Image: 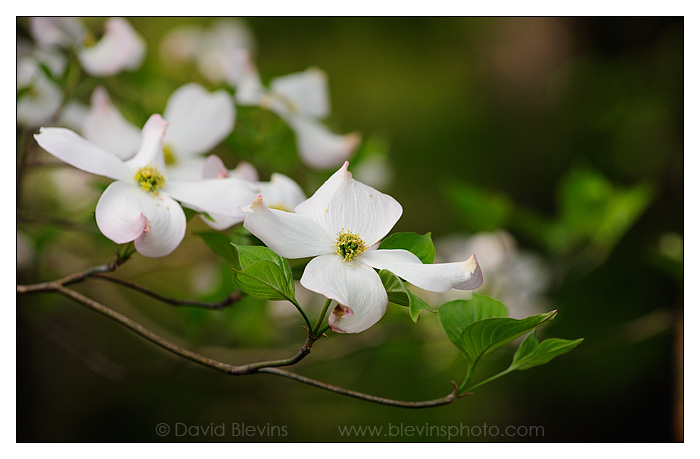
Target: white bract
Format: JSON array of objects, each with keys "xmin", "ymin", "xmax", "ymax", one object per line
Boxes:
[
  {"xmin": 30, "ymin": 17, "xmax": 145, "ymax": 77},
  {"xmin": 243, "ymin": 162, "xmax": 483, "ymax": 333},
  {"xmin": 34, "ymin": 114, "xmax": 257, "ymax": 258},
  {"xmin": 233, "ymin": 67, "xmax": 361, "ymax": 170},
  {"xmin": 199, "ymin": 155, "xmax": 306, "ymax": 230},
  {"xmin": 82, "ymin": 83, "xmax": 235, "ymax": 179}
]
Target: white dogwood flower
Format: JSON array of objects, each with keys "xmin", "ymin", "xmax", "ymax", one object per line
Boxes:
[
  {"xmin": 82, "ymin": 83, "xmax": 235, "ymax": 179},
  {"xmin": 243, "ymin": 162, "xmax": 483, "ymax": 333},
  {"xmin": 30, "ymin": 17, "xmax": 145, "ymax": 77},
  {"xmin": 34, "ymin": 114, "xmax": 256, "ymax": 257}
]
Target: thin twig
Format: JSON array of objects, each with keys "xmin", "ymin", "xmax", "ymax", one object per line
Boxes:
[
  {"xmin": 51, "ymin": 285, "xmax": 313, "ymax": 375},
  {"xmin": 90, "ymin": 273, "xmax": 240, "ymax": 309},
  {"xmin": 258, "ymin": 368, "xmax": 467, "ymax": 408},
  {"xmin": 26, "ymin": 284, "xmax": 461, "ymax": 408}
]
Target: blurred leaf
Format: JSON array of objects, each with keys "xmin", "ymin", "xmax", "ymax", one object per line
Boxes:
[
  {"xmin": 444, "ymin": 182, "xmax": 513, "ymax": 233},
  {"xmin": 195, "ymin": 231, "xmax": 237, "ymax": 263},
  {"xmin": 17, "ymin": 86, "xmax": 31, "ymax": 102},
  {"xmin": 379, "ymin": 232, "xmax": 435, "ymax": 264},
  {"xmin": 509, "ymin": 334, "xmax": 584, "ymax": 371},
  {"xmin": 438, "ymin": 295, "xmax": 509, "ymax": 350}
]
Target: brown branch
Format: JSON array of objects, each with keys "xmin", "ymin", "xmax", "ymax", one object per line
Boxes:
[
  {"xmin": 24, "ymin": 284, "xmax": 462, "ymax": 409},
  {"xmin": 258, "ymin": 368, "xmax": 467, "ymax": 408},
  {"xmin": 16, "ymin": 255, "xmax": 239, "ymax": 310},
  {"xmin": 90, "ymin": 273, "xmax": 240, "ymax": 309}
]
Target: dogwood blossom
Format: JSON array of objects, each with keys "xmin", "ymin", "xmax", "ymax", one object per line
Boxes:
[
  {"xmin": 82, "ymin": 83, "xmax": 235, "ymax": 179},
  {"xmin": 160, "ymin": 18, "xmax": 255, "ymax": 85},
  {"xmin": 34, "ymin": 114, "xmax": 257, "ymax": 257},
  {"xmin": 234, "ymin": 67, "xmax": 361, "ymax": 169},
  {"xmin": 199, "ymin": 155, "xmax": 306, "ymax": 230},
  {"xmin": 243, "ymin": 162, "xmax": 483, "ymax": 333},
  {"xmin": 29, "ymin": 17, "xmax": 145, "ymax": 77}
]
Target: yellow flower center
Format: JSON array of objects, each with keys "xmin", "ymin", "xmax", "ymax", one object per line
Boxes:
[
  {"xmin": 163, "ymin": 144, "xmax": 177, "ymax": 166},
  {"xmin": 83, "ymin": 32, "xmax": 97, "ymax": 48},
  {"xmin": 134, "ymin": 164, "xmax": 165, "ymax": 195},
  {"xmin": 335, "ymin": 229, "xmax": 367, "ymax": 262}
]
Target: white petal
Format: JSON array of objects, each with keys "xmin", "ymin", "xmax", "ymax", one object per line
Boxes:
[
  {"xmin": 300, "ymin": 255, "xmax": 388, "ymax": 334},
  {"xmin": 77, "ymin": 17, "xmax": 145, "ymax": 76},
  {"xmin": 255, "ymin": 173, "xmax": 306, "ymax": 212},
  {"xmin": 29, "ymin": 17, "xmax": 85, "ymax": 48},
  {"xmin": 294, "ymin": 161, "xmax": 403, "ymax": 246},
  {"xmin": 82, "ymin": 87, "xmax": 141, "ymax": 160},
  {"xmin": 287, "ymin": 117, "xmax": 361, "ymax": 169},
  {"xmin": 269, "ymin": 68, "xmax": 330, "ymax": 119},
  {"xmin": 231, "ymin": 56, "xmax": 267, "ymax": 105},
  {"xmin": 201, "ymin": 154, "xmax": 230, "ymax": 179},
  {"xmin": 229, "ymin": 161, "xmax": 259, "ymax": 182},
  {"xmin": 166, "ymin": 177, "xmax": 258, "ymax": 220},
  {"xmin": 95, "ymin": 181, "xmax": 186, "ymax": 257},
  {"xmin": 56, "ymin": 100, "xmax": 89, "ymax": 131},
  {"xmin": 95, "ymin": 181, "xmax": 148, "ymax": 244},
  {"xmin": 361, "ymin": 249, "xmax": 484, "ymax": 293},
  {"xmin": 124, "ymin": 114, "xmax": 168, "ymax": 172},
  {"xmin": 33, "ymin": 127, "xmax": 131, "ymax": 181},
  {"xmin": 165, "ymin": 157, "xmax": 209, "ymax": 181},
  {"xmin": 200, "ymin": 212, "xmax": 243, "ymax": 231},
  {"xmin": 243, "ymin": 196, "xmax": 335, "ymax": 259},
  {"xmin": 163, "ymin": 83, "xmax": 235, "ymax": 158}
]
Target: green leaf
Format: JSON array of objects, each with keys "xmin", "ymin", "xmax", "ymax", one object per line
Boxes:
[
  {"xmin": 233, "ymin": 260, "xmax": 296, "ymax": 302},
  {"xmin": 510, "ymin": 334, "xmax": 584, "ymax": 371},
  {"xmin": 409, "ymin": 290, "xmax": 436, "ymax": 322},
  {"xmin": 464, "ymin": 332, "xmax": 583, "ymax": 392},
  {"xmin": 379, "ymin": 270, "xmax": 437, "ymax": 322},
  {"xmin": 196, "ymin": 231, "xmax": 237, "ymax": 263},
  {"xmin": 456, "ymin": 311, "xmax": 558, "ymax": 391},
  {"xmin": 379, "ymin": 269, "xmax": 410, "ymax": 307},
  {"xmin": 379, "ymin": 232, "xmax": 435, "ymax": 264},
  {"xmin": 230, "ymin": 244, "xmax": 296, "ymax": 303},
  {"xmin": 438, "ymin": 295, "xmax": 509, "ymax": 349}
]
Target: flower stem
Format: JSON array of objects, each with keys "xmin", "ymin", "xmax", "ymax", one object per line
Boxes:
[{"xmin": 312, "ymin": 298, "xmax": 333, "ymax": 337}]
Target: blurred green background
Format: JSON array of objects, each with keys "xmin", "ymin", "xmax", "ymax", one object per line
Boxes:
[{"xmin": 17, "ymin": 17, "xmax": 683, "ymax": 442}]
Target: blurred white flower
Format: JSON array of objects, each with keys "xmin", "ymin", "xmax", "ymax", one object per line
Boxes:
[
  {"xmin": 34, "ymin": 114, "xmax": 256, "ymax": 257},
  {"xmin": 29, "ymin": 17, "xmax": 145, "ymax": 77},
  {"xmin": 160, "ymin": 18, "xmax": 255, "ymax": 84},
  {"xmin": 428, "ymin": 231, "xmax": 551, "ymax": 318},
  {"xmin": 82, "ymin": 83, "xmax": 235, "ymax": 179},
  {"xmin": 235, "ymin": 67, "xmax": 361, "ymax": 170},
  {"xmin": 199, "ymin": 155, "xmax": 306, "ymax": 230},
  {"xmin": 243, "ymin": 161, "xmax": 482, "ymax": 333},
  {"xmin": 17, "ymin": 51, "xmax": 64, "ymax": 127}
]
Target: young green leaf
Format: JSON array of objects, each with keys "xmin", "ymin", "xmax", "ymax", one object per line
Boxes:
[
  {"xmin": 379, "ymin": 269, "xmax": 410, "ymax": 307},
  {"xmin": 378, "ymin": 232, "xmax": 435, "ymax": 264},
  {"xmin": 233, "ymin": 260, "xmax": 296, "ymax": 302},
  {"xmin": 408, "ymin": 290, "xmax": 436, "ymax": 322},
  {"xmin": 460, "ymin": 311, "xmax": 558, "ymax": 362},
  {"xmin": 464, "ymin": 332, "xmax": 584, "ymax": 392},
  {"xmin": 510, "ymin": 333, "xmax": 584, "ymax": 371},
  {"xmin": 230, "ymin": 243, "xmax": 297, "ymax": 303},
  {"xmin": 438, "ymin": 295, "xmax": 509, "ymax": 349}
]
